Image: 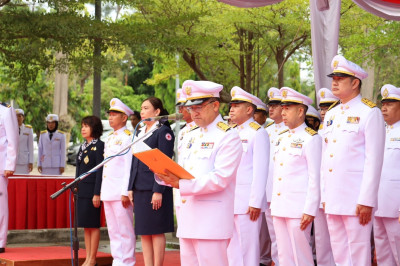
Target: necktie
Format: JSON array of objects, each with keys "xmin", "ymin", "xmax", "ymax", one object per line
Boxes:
[{"xmin": 50, "ymin": 133, "xmax": 53, "ymax": 140}]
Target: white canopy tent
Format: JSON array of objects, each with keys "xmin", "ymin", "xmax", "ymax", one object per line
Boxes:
[{"xmin": 218, "ymin": 0, "xmax": 400, "ymax": 101}]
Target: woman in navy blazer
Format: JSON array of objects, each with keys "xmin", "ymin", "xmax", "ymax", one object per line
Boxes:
[
  {"xmin": 128, "ymin": 97, "xmax": 175, "ymax": 266},
  {"xmin": 76, "ymin": 116, "xmax": 104, "ymax": 266}
]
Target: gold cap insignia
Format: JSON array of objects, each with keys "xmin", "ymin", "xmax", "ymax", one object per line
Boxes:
[
  {"xmin": 333, "ymin": 60, "xmax": 339, "ymax": 69},
  {"xmin": 282, "ymin": 90, "xmax": 288, "ymax": 98},
  {"xmin": 320, "ymin": 91, "xmax": 325, "ymax": 98},
  {"xmin": 111, "ymin": 100, "xmax": 116, "ymax": 106},
  {"xmin": 49, "ymin": 117, "xmax": 53, "ymax": 121},
  {"xmin": 177, "ymin": 92, "xmax": 180, "ymax": 99},
  {"xmin": 185, "ymin": 86, "xmax": 192, "ymax": 96},
  {"xmin": 269, "ymin": 91, "xmax": 274, "ymax": 98},
  {"xmin": 232, "ymin": 90, "xmax": 236, "ymax": 97},
  {"xmin": 383, "ymin": 88, "xmax": 389, "ymax": 98}
]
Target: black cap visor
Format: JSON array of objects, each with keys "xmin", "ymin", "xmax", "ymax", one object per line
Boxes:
[{"xmin": 184, "ymin": 98, "xmax": 212, "ymax": 107}]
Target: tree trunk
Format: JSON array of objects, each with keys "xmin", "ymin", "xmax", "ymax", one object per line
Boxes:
[
  {"xmin": 93, "ymin": 0, "xmax": 102, "ymax": 117},
  {"xmin": 239, "ymin": 29, "xmax": 245, "ymax": 89},
  {"xmin": 182, "ymin": 51, "xmax": 207, "ymax": 80},
  {"xmin": 276, "ymin": 49, "xmax": 285, "ymax": 88},
  {"xmin": 245, "ymin": 31, "xmax": 254, "ymax": 92}
]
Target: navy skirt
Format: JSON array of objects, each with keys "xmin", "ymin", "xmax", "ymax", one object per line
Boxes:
[
  {"xmin": 133, "ymin": 188, "xmax": 174, "ymax": 235},
  {"xmin": 77, "ymin": 197, "xmax": 101, "ymax": 228}
]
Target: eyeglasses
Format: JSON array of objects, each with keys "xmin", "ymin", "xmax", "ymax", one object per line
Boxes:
[{"xmin": 187, "ymin": 101, "xmax": 216, "ymax": 113}]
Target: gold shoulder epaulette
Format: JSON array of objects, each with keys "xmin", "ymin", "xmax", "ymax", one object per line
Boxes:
[
  {"xmin": 318, "ymin": 124, "xmax": 323, "ymax": 130},
  {"xmin": 231, "ymin": 124, "xmax": 238, "ymax": 128},
  {"xmin": 58, "ymin": 130, "xmax": 65, "ymax": 134},
  {"xmin": 124, "ymin": 129, "xmax": 132, "ymax": 136},
  {"xmin": 362, "ymin": 98, "xmax": 377, "ymax": 108},
  {"xmin": 265, "ymin": 121, "xmax": 274, "ymax": 128},
  {"xmin": 279, "ymin": 129, "xmax": 289, "ymax": 135},
  {"xmin": 190, "ymin": 125, "xmax": 199, "ymax": 132},
  {"xmin": 40, "ymin": 130, "xmax": 47, "ymax": 134},
  {"xmin": 328, "ymin": 100, "xmax": 340, "ymax": 111},
  {"xmin": 109, "ymin": 131, "xmax": 114, "ymax": 136},
  {"xmin": 249, "ymin": 122, "xmax": 261, "ymax": 131},
  {"xmin": 305, "ymin": 127, "xmax": 317, "ymax": 136},
  {"xmin": 0, "ymin": 102, "xmax": 10, "ymax": 108},
  {"xmin": 25, "ymin": 125, "xmax": 32, "ymax": 128},
  {"xmin": 217, "ymin": 121, "xmax": 230, "ymax": 132}
]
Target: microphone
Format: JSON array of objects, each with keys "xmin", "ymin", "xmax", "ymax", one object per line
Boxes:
[{"xmin": 143, "ymin": 113, "xmax": 183, "ymax": 122}]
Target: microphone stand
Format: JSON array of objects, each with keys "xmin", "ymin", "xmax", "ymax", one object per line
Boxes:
[{"xmin": 50, "ymin": 122, "xmax": 162, "ymax": 266}]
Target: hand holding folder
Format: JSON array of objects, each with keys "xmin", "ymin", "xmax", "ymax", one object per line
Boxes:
[{"xmin": 133, "ymin": 148, "xmax": 194, "ymax": 180}]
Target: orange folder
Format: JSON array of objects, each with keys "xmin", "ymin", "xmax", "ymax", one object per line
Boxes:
[{"xmin": 133, "ymin": 148, "xmax": 194, "ymax": 180}]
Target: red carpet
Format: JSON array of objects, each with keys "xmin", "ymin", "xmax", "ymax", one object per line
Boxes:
[{"xmin": 0, "ymin": 246, "xmax": 180, "ymax": 266}]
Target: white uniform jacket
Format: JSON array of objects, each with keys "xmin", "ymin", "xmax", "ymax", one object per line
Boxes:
[
  {"xmin": 233, "ymin": 118, "xmax": 269, "ymax": 214},
  {"xmin": 265, "ymin": 121, "xmax": 287, "ymax": 203},
  {"xmin": 17, "ymin": 124, "xmax": 34, "ymax": 165},
  {"xmin": 321, "ymin": 95, "xmax": 385, "ymax": 215},
  {"xmin": 0, "ymin": 104, "xmax": 18, "ymax": 174},
  {"xmin": 178, "ymin": 115, "xmax": 242, "ymax": 240},
  {"xmin": 271, "ymin": 123, "xmax": 321, "ymax": 218},
  {"xmin": 101, "ymin": 126, "xmax": 133, "ymax": 201},
  {"xmin": 38, "ymin": 130, "xmax": 66, "ymax": 168},
  {"xmin": 375, "ymin": 121, "xmax": 400, "ymax": 218}
]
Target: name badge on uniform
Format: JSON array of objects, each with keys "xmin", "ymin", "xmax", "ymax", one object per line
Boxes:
[
  {"xmin": 293, "ymin": 138, "xmax": 303, "ymax": 144},
  {"xmin": 201, "ymin": 142, "xmax": 214, "ymax": 149},
  {"xmin": 54, "ymin": 138, "xmax": 60, "ymax": 141},
  {"xmin": 241, "ymin": 139, "xmax": 248, "ymax": 143},
  {"xmin": 347, "ymin": 116, "xmax": 360, "ymax": 124},
  {"xmin": 290, "ymin": 143, "xmax": 302, "ymax": 149},
  {"xmin": 390, "ymin": 137, "xmax": 400, "ymax": 142},
  {"xmin": 23, "ymin": 133, "xmax": 29, "ymax": 135}
]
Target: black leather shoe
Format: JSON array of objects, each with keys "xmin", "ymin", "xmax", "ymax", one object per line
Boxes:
[{"xmin": 0, "ymin": 247, "xmax": 5, "ymax": 253}]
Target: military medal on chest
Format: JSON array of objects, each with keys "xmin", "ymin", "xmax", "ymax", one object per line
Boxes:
[{"xmin": 84, "ymin": 155, "xmax": 89, "ymax": 164}]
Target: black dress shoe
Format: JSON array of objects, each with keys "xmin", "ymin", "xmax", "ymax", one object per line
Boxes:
[{"xmin": 0, "ymin": 247, "xmax": 5, "ymax": 253}]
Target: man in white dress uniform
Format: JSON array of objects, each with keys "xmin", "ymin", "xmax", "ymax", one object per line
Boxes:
[
  {"xmin": 264, "ymin": 87, "xmax": 287, "ymax": 266},
  {"xmin": 374, "ymin": 84, "xmax": 400, "ymax": 265},
  {"xmin": 101, "ymin": 98, "xmax": 136, "ymax": 266},
  {"xmin": 270, "ymin": 87, "xmax": 321, "ymax": 266},
  {"xmin": 0, "ymin": 102, "xmax": 18, "ymax": 253},
  {"xmin": 313, "ymin": 88, "xmax": 338, "ymax": 266},
  {"xmin": 157, "ymin": 80, "xmax": 242, "ymax": 266},
  {"xmin": 321, "ymin": 55, "xmax": 385, "ymax": 265},
  {"xmin": 15, "ymin": 109, "xmax": 34, "ymax": 174},
  {"xmin": 38, "ymin": 114, "xmax": 66, "ymax": 175},
  {"xmin": 227, "ymin": 86, "xmax": 269, "ymax": 266}
]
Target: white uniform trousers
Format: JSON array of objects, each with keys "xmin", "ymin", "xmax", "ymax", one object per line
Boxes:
[
  {"xmin": 103, "ymin": 201, "xmax": 136, "ymax": 266},
  {"xmin": 314, "ymin": 209, "xmax": 335, "ymax": 266},
  {"xmin": 273, "ymin": 216, "xmax": 313, "ymax": 266},
  {"xmin": 0, "ymin": 175, "xmax": 8, "ymax": 247},
  {"xmin": 180, "ymin": 238, "xmax": 229, "ymax": 266},
  {"xmin": 228, "ymin": 214, "xmax": 262, "ymax": 266},
  {"xmin": 259, "ymin": 212, "xmax": 272, "ymax": 265},
  {"xmin": 374, "ymin": 216, "xmax": 400, "ymax": 266},
  {"xmin": 15, "ymin": 164, "xmax": 29, "ymax": 175},
  {"xmin": 326, "ymin": 214, "xmax": 372, "ymax": 266},
  {"xmin": 41, "ymin": 167, "xmax": 60, "ymax": 175},
  {"xmin": 265, "ymin": 204, "xmax": 279, "ymax": 265}
]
